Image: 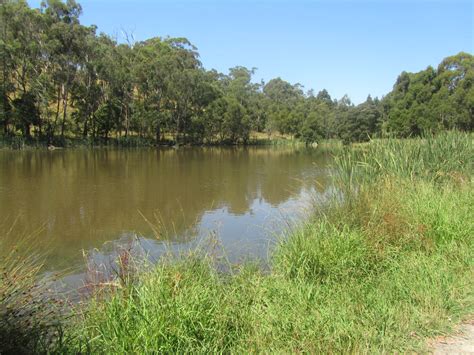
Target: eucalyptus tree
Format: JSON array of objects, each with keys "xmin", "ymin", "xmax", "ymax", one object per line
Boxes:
[
  {"xmin": 1, "ymin": 0, "xmax": 472, "ymax": 145},
  {"xmin": 338, "ymin": 95, "xmax": 381, "ymax": 143},
  {"xmin": 70, "ymin": 31, "xmax": 102, "ymax": 138},
  {"xmin": 0, "ymin": 0, "xmax": 19, "ymax": 134},
  {"xmin": 263, "ymin": 77, "xmax": 305, "ymax": 135},
  {"xmin": 163, "ymin": 38, "xmax": 214, "ymax": 143},
  {"xmin": 135, "ymin": 38, "xmax": 174, "ymax": 140},
  {"xmin": 40, "ymin": 0, "xmax": 92, "ymax": 139},
  {"xmin": 432, "ymin": 52, "xmax": 474, "ymax": 131},
  {"xmin": 0, "ymin": 1, "xmax": 44, "ymax": 136},
  {"xmin": 300, "ymin": 91, "xmax": 332, "ymax": 144}
]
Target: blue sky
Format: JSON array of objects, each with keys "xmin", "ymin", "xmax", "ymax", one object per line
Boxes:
[{"xmin": 28, "ymin": 0, "xmax": 473, "ymax": 103}]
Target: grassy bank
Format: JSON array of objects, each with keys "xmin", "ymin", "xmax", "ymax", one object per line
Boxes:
[
  {"xmin": 59, "ymin": 131, "xmax": 472, "ymax": 353},
  {"xmin": 1, "ymin": 132, "xmax": 472, "ymax": 353}
]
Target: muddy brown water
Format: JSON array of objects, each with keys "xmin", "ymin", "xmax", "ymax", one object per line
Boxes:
[{"xmin": 0, "ymin": 146, "xmax": 333, "ymax": 287}]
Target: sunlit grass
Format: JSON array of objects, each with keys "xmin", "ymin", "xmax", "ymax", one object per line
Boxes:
[{"xmin": 61, "ymin": 131, "xmax": 473, "ymax": 353}]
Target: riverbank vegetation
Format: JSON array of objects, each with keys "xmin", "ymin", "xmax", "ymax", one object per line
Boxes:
[
  {"xmin": 65, "ymin": 132, "xmax": 472, "ymax": 353},
  {"xmin": 0, "ymin": 228, "xmax": 66, "ymax": 353},
  {"xmin": 1, "ymin": 1, "xmax": 473, "ymax": 148},
  {"xmin": 2, "ymin": 132, "xmax": 470, "ymax": 353}
]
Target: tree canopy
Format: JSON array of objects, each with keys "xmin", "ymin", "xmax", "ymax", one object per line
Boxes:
[{"xmin": 0, "ymin": 0, "xmax": 472, "ymax": 146}]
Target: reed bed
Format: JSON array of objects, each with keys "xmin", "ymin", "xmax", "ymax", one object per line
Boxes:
[{"xmin": 334, "ymin": 131, "xmax": 472, "ymax": 188}]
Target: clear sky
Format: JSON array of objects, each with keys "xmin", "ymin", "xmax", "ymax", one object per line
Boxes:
[{"xmin": 28, "ymin": 0, "xmax": 473, "ymax": 103}]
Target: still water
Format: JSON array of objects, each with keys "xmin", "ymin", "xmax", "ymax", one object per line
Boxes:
[{"xmin": 0, "ymin": 146, "xmax": 333, "ymax": 281}]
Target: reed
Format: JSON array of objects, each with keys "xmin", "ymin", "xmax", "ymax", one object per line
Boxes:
[
  {"xmin": 334, "ymin": 131, "xmax": 472, "ymax": 188},
  {"xmin": 0, "ymin": 228, "xmax": 67, "ymax": 353}
]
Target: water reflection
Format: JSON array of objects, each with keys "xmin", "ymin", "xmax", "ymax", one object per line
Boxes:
[{"xmin": 0, "ymin": 146, "xmax": 333, "ymax": 274}]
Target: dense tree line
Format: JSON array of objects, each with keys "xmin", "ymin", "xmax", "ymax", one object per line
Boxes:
[{"xmin": 1, "ymin": 0, "xmax": 472, "ymax": 146}]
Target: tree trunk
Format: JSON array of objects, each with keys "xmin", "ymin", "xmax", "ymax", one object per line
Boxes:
[
  {"xmin": 54, "ymin": 85, "xmax": 61, "ymax": 128},
  {"xmin": 176, "ymin": 113, "xmax": 181, "ymax": 144},
  {"xmin": 91, "ymin": 113, "xmax": 96, "ymax": 140},
  {"xmin": 60, "ymin": 87, "xmax": 68, "ymax": 138},
  {"xmin": 124, "ymin": 104, "xmax": 129, "ymax": 137},
  {"xmin": 83, "ymin": 112, "xmax": 90, "ymax": 138},
  {"xmin": 2, "ymin": 93, "xmax": 8, "ymax": 135},
  {"xmin": 156, "ymin": 124, "xmax": 160, "ymax": 144},
  {"xmin": 23, "ymin": 123, "xmax": 31, "ymax": 139},
  {"xmin": 38, "ymin": 117, "xmax": 42, "ymax": 136},
  {"xmin": 2, "ymin": 13, "xmax": 8, "ymax": 135}
]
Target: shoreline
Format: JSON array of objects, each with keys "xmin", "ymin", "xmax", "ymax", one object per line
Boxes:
[
  {"xmin": 1, "ymin": 132, "xmax": 472, "ymax": 353},
  {"xmin": 0, "ymin": 135, "xmax": 306, "ymax": 151}
]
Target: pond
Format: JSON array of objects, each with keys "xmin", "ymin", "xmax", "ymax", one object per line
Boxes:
[{"xmin": 0, "ymin": 146, "xmax": 333, "ymax": 287}]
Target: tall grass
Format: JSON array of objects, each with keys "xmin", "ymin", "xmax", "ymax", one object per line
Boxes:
[
  {"xmin": 334, "ymin": 131, "xmax": 472, "ymax": 190},
  {"xmin": 0, "ymin": 227, "xmax": 67, "ymax": 354},
  {"xmin": 68, "ymin": 180, "xmax": 473, "ymax": 353},
  {"xmin": 60, "ymin": 131, "xmax": 473, "ymax": 353}
]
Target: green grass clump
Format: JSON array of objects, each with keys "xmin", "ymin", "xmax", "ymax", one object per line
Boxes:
[
  {"xmin": 66, "ymin": 257, "xmax": 253, "ymax": 353},
  {"xmin": 0, "ymin": 230, "xmax": 67, "ymax": 354},
  {"xmin": 271, "ymin": 180, "xmax": 473, "ymax": 352},
  {"xmin": 64, "ymin": 132, "xmax": 473, "ymax": 353}
]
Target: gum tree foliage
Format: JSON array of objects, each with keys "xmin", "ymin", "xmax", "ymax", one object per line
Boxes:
[{"xmin": 0, "ymin": 0, "xmax": 472, "ymax": 145}]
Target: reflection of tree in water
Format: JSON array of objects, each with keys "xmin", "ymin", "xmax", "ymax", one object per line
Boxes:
[{"xmin": 0, "ymin": 147, "xmax": 332, "ymax": 270}]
